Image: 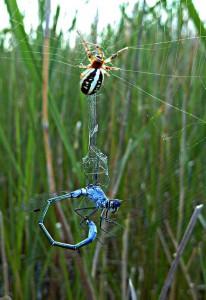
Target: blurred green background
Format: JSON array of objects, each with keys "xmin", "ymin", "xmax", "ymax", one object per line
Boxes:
[{"xmin": 1, "ymin": 0, "xmax": 206, "ymax": 299}]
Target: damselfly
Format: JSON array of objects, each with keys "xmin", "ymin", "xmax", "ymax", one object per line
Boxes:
[{"xmin": 23, "ymin": 184, "xmax": 123, "ymax": 250}]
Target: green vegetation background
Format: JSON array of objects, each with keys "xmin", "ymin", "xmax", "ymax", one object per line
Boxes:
[{"xmin": 0, "ymin": 0, "xmax": 206, "ymax": 299}]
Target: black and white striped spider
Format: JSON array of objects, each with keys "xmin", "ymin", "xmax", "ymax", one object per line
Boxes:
[{"xmin": 77, "ymin": 31, "xmax": 128, "ymax": 95}]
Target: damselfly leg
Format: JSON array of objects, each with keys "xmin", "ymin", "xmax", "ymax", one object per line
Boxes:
[
  {"xmin": 100, "ymin": 208, "xmax": 124, "ymax": 237},
  {"xmin": 75, "ymin": 206, "xmax": 98, "ymax": 230},
  {"xmin": 75, "ymin": 203, "xmax": 123, "ymax": 237}
]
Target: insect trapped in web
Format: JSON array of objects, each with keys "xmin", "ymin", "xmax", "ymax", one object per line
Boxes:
[{"xmin": 23, "ymin": 185, "xmax": 124, "ymax": 250}]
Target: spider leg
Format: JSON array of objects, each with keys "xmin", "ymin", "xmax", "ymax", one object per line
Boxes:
[
  {"xmin": 79, "ymin": 64, "xmax": 89, "ymax": 69},
  {"xmin": 77, "ymin": 31, "xmax": 92, "ymax": 62},
  {"xmin": 101, "ymin": 69, "xmax": 110, "ymax": 77},
  {"xmin": 104, "ymin": 47, "xmax": 128, "ymax": 64},
  {"xmin": 87, "ymin": 42, "xmax": 104, "ymax": 61},
  {"xmin": 79, "ymin": 68, "xmax": 93, "ymax": 79},
  {"xmin": 103, "ymin": 65, "xmax": 121, "ymax": 71}
]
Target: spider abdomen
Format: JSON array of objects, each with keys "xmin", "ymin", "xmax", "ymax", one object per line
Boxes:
[{"xmin": 80, "ymin": 68, "xmax": 104, "ymax": 95}]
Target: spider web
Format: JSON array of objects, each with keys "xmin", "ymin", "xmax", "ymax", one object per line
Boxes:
[
  {"xmin": 1, "ymin": 1, "xmax": 205, "ymax": 224},
  {"xmin": 1, "ymin": 0, "xmax": 206, "ymax": 297},
  {"xmin": 1, "ymin": 2, "xmax": 205, "ymax": 229}
]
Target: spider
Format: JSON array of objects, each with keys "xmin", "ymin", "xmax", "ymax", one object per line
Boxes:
[{"xmin": 77, "ymin": 31, "xmax": 128, "ymax": 95}]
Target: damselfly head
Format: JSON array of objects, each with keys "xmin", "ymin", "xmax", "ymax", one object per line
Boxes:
[{"xmin": 109, "ymin": 199, "xmax": 123, "ymax": 213}]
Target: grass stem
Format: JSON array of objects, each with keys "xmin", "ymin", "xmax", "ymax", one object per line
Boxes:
[{"xmin": 159, "ymin": 204, "xmax": 203, "ymax": 300}]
